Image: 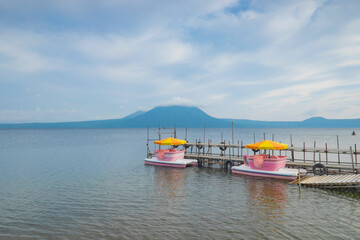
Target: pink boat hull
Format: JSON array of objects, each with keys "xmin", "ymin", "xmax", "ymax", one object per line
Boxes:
[
  {"xmin": 232, "ymin": 167, "xmax": 305, "ymax": 180},
  {"xmin": 144, "ymin": 160, "xmax": 187, "ymax": 168},
  {"xmin": 144, "ymin": 149, "xmax": 197, "ymax": 168}
]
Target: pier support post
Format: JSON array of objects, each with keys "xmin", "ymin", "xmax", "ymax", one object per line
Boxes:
[
  {"xmin": 232, "ymin": 122, "xmax": 234, "ymax": 156},
  {"xmin": 313, "ymin": 141, "xmax": 316, "ymax": 163},
  {"xmin": 237, "ymin": 140, "xmax": 240, "ymax": 157},
  {"xmin": 229, "ymin": 142, "xmax": 231, "ymax": 161},
  {"xmin": 350, "ymin": 146, "xmax": 355, "ymax": 173},
  {"xmin": 203, "ymin": 123, "xmax": 206, "ymax": 155},
  {"xmin": 337, "ymin": 135, "xmax": 340, "ymax": 164},
  {"xmin": 146, "ymin": 126, "xmax": 150, "ymax": 158},
  {"xmin": 272, "ymin": 133, "xmax": 275, "ymax": 156},
  {"xmin": 325, "ymin": 143, "xmax": 328, "ymax": 164},
  {"xmin": 355, "ymin": 144, "xmax": 358, "ymax": 166},
  {"xmin": 241, "ymin": 140, "xmax": 243, "ymax": 157},
  {"xmin": 303, "ymin": 142, "xmax": 306, "ymax": 163}
]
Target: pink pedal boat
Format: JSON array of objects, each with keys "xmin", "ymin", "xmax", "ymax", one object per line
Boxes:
[
  {"xmin": 232, "ymin": 154, "xmax": 306, "ymax": 180},
  {"xmin": 231, "ymin": 140, "xmax": 306, "ymax": 180},
  {"xmin": 144, "ymin": 137, "xmax": 197, "ymax": 168}
]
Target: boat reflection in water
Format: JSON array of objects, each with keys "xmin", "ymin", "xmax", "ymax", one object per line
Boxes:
[
  {"xmin": 244, "ymin": 177, "xmax": 288, "ymax": 222},
  {"xmin": 153, "ymin": 167, "xmax": 187, "ymax": 199}
]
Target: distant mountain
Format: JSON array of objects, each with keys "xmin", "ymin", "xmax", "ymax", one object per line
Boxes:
[
  {"xmin": 122, "ymin": 110, "xmax": 145, "ymax": 119},
  {"xmin": 224, "ymin": 118, "xmax": 298, "ymax": 128},
  {"xmin": 123, "ymin": 106, "xmax": 226, "ymax": 128},
  {"xmin": 0, "ymin": 106, "xmax": 359, "ymax": 128},
  {"xmin": 297, "ymin": 117, "xmax": 360, "ymax": 128}
]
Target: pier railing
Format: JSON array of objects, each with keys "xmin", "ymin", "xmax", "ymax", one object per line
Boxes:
[{"xmin": 184, "ymin": 141, "xmax": 359, "ymax": 173}]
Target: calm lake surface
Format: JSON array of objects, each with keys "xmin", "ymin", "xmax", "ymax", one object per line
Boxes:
[{"xmin": 0, "ymin": 128, "xmax": 359, "ymax": 239}]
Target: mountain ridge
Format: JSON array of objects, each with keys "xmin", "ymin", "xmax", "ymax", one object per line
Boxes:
[{"xmin": 0, "ymin": 106, "xmax": 359, "ymax": 128}]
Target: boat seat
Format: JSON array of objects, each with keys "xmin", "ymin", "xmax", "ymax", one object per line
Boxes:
[
  {"xmin": 253, "ymin": 155, "xmax": 264, "ymax": 168},
  {"xmin": 157, "ymin": 149, "xmax": 169, "ymax": 159}
]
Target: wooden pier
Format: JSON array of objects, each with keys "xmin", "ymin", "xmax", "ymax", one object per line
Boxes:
[
  {"xmin": 147, "ymin": 126, "xmax": 360, "ymax": 174},
  {"xmin": 146, "ymin": 126, "xmax": 360, "ymax": 191},
  {"xmin": 291, "ymin": 174, "xmax": 360, "ymax": 189}
]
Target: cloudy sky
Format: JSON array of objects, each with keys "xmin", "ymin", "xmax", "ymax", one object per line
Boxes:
[{"xmin": 0, "ymin": 0, "xmax": 359, "ymax": 123}]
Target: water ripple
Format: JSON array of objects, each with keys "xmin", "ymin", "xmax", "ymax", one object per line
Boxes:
[{"xmin": 1, "ymin": 129, "xmax": 360, "ymax": 239}]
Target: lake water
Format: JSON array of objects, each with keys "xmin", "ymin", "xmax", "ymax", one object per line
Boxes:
[{"xmin": 0, "ymin": 128, "xmax": 359, "ymax": 239}]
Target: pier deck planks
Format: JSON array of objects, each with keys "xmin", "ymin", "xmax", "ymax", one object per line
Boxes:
[{"xmin": 298, "ymin": 174, "xmax": 360, "ymax": 188}]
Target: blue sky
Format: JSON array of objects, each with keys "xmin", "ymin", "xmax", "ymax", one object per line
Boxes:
[{"xmin": 0, "ymin": 0, "xmax": 360, "ymax": 123}]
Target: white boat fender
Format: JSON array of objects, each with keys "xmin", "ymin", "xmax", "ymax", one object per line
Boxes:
[{"xmin": 313, "ymin": 163, "xmax": 327, "ymax": 176}]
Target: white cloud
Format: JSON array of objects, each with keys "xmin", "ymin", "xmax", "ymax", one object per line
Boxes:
[
  {"xmin": 1, "ymin": 0, "xmax": 360, "ymax": 122},
  {"xmin": 156, "ymin": 40, "xmax": 194, "ymax": 64},
  {"xmin": 266, "ymin": 0, "xmax": 324, "ymax": 41},
  {"xmin": 264, "ymin": 80, "xmax": 343, "ymax": 100},
  {"xmin": 237, "ymin": 10, "xmax": 261, "ymax": 21},
  {"xmin": 0, "ymin": 30, "xmax": 58, "ymax": 72},
  {"xmin": 209, "ymin": 94, "xmax": 227, "ymax": 101},
  {"xmin": 76, "ymin": 35, "xmax": 135, "ymax": 60},
  {"xmin": 94, "ymin": 65, "xmax": 148, "ymax": 82},
  {"xmin": 75, "ymin": 31, "xmax": 195, "ymax": 66},
  {"xmin": 164, "ymin": 97, "xmax": 196, "ymax": 106}
]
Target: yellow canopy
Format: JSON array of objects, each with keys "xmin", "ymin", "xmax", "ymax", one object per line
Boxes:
[
  {"xmin": 154, "ymin": 137, "xmax": 187, "ymax": 146},
  {"xmin": 246, "ymin": 140, "xmax": 288, "ymax": 150}
]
